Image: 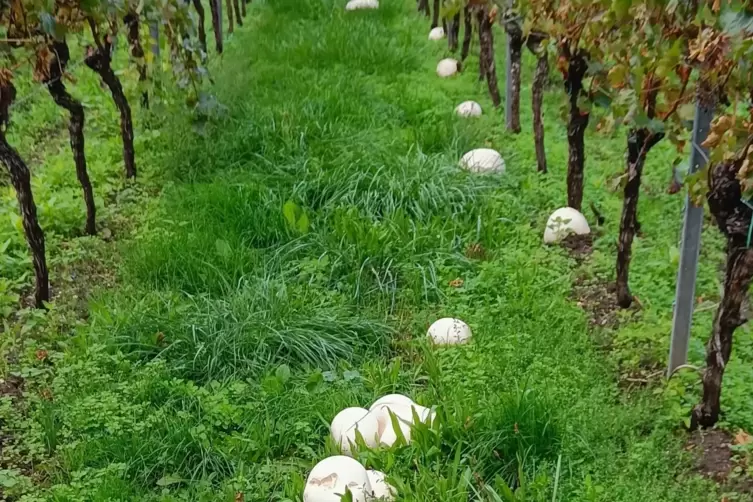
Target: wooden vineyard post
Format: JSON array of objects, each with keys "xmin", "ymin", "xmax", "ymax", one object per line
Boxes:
[
  {"xmin": 150, "ymin": 23, "xmax": 160, "ymax": 60},
  {"xmin": 668, "ymin": 97, "xmax": 714, "ymax": 376}
]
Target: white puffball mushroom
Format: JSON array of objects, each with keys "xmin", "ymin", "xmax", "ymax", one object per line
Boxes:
[
  {"xmin": 304, "ymin": 456, "xmax": 372, "ymax": 502},
  {"xmin": 345, "ymin": 0, "xmax": 379, "ymax": 10},
  {"xmin": 369, "ymin": 394, "xmax": 415, "ymax": 411},
  {"xmin": 436, "ymin": 58, "xmax": 459, "ymax": 78},
  {"xmin": 330, "ymin": 407, "xmax": 380, "ymax": 455},
  {"xmin": 428, "ymin": 317, "xmax": 472, "ymax": 345},
  {"xmin": 459, "ymin": 148, "xmax": 505, "ymax": 174},
  {"xmin": 428, "ymin": 27, "xmax": 445, "ymax": 40},
  {"xmin": 366, "ymin": 470, "xmax": 397, "ymax": 501},
  {"xmin": 543, "ymin": 207, "xmax": 591, "ymax": 244},
  {"xmin": 373, "ymin": 403, "xmax": 433, "ymax": 446},
  {"xmin": 455, "ymin": 101, "xmax": 483, "ymax": 117}
]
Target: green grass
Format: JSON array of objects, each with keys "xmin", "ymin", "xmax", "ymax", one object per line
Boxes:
[{"xmin": 2, "ymin": 0, "xmax": 753, "ymax": 501}]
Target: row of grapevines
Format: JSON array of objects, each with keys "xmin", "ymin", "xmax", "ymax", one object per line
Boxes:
[
  {"xmin": 425, "ymin": 0, "xmax": 753, "ymax": 428},
  {"xmin": 0, "ymin": 0, "xmax": 250, "ymax": 308}
]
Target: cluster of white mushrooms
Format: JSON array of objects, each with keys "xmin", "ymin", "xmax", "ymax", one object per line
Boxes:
[{"xmin": 303, "ymin": 319, "xmax": 471, "ymax": 501}]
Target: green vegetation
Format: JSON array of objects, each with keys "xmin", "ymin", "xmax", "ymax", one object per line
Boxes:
[{"xmin": 2, "ymin": 0, "xmax": 752, "ymax": 501}]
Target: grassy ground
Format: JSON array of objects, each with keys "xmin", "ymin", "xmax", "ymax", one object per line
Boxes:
[{"xmin": 2, "ymin": 0, "xmax": 753, "ymax": 500}]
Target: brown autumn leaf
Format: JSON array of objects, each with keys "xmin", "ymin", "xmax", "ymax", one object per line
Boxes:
[
  {"xmin": 234, "ymin": 493, "xmax": 244, "ymax": 502},
  {"xmin": 712, "ymin": 0, "xmax": 721, "ymax": 13},
  {"xmin": 36, "ymin": 349, "xmax": 48, "ymax": 361},
  {"xmin": 449, "ymin": 278, "xmax": 464, "ymax": 288},
  {"xmin": 734, "ymin": 430, "xmax": 752, "ymax": 446},
  {"xmin": 702, "ymin": 131, "xmax": 723, "ymax": 149}
]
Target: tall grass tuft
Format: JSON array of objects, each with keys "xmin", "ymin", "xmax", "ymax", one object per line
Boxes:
[{"xmin": 470, "ymin": 385, "xmax": 561, "ymax": 483}]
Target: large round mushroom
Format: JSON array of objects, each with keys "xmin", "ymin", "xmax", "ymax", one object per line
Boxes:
[
  {"xmin": 455, "ymin": 101, "xmax": 482, "ymax": 117},
  {"xmin": 369, "ymin": 394, "xmax": 415, "ymax": 411},
  {"xmin": 436, "ymin": 58, "xmax": 459, "ymax": 77},
  {"xmin": 459, "ymin": 149, "xmax": 505, "ymax": 173},
  {"xmin": 543, "ymin": 207, "xmax": 591, "ymax": 244},
  {"xmin": 330, "ymin": 407, "xmax": 380, "ymax": 455},
  {"xmin": 427, "ymin": 317, "xmax": 472, "ymax": 345},
  {"xmin": 429, "ymin": 27, "xmax": 445, "ymax": 40},
  {"xmin": 303, "ymin": 456, "xmax": 372, "ymax": 502},
  {"xmin": 366, "ymin": 470, "xmax": 397, "ymax": 501},
  {"xmin": 345, "ymin": 0, "xmax": 379, "ymax": 10},
  {"xmin": 372, "ymin": 403, "xmax": 433, "ymax": 446}
]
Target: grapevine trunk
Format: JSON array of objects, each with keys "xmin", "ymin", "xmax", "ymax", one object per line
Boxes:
[
  {"xmin": 233, "ymin": 0, "xmax": 243, "ymax": 26},
  {"xmin": 564, "ymin": 51, "xmax": 589, "ymax": 211},
  {"xmin": 461, "ymin": 6, "xmax": 472, "ymax": 61},
  {"xmin": 209, "ymin": 0, "xmax": 223, "ymax": 53},
  {"xmin": 532, "ymin": 54, "xmax": 547, "ymax": 172},
  {"xmin": 125, "ymin": 12, "xmax": 149, "ymax": 108},
  {"xmin": 448, "ymin": 13, "xmax": 460, "ymax": 52},
  {"xmin": 0, "ymin": 78, "xmax": 48, "ymax": 308},
  {"xmin": 226, "ymin": 0, "xmax": 234, "ymax": 34},
  {"xmin": 192, "ymin": 0, "xmax": 208, "ymax": 53},
  {"xmin": 477, "ymin": 8, "xmax": 500, "ymax": 107},
  {"xmin": 692, "ymin": 154, "xmax": 753, "ymax": 428},
  {"xmin": 47, "ymin": 42, "xmax": 96, "ymax": 236},
  {"xmin": 85, "ymin": 43, "xmax": 136, "ymax": 179}
]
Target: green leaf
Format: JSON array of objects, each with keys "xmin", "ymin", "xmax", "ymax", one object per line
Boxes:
[
  {"xmin": 388, "ymin": 410, "xmax": 407, "ymax": 446},
  {"xmin": 611, "ymin": 0, "xmax": 630, "ymax": 21},
  {"xmin": 593, "ymin": 90, "xmax": 612, "ymax": 109},
  {"xmin": 343, "ymin": 369, "xmax": 360, "ymax": 381},
  {"xmin": 214, "ymin": 239, "xmax": 231, "ymax": 259},
  {"xmin": 40, "ymin": 12, "xmax": 56, "ymax": 36},
  {"xmin": 282, "ymin": 200, "xmax": 298, "ymax": 229},
  {"xmin": 296, "ymin": 212, "xmax": 310, "ymax": 233},
  {"xmin": 305, "ymin": 371, "xmax": 324, "ymax": 392},
  {"xmin": 677, "ymin": 103, "xmax": 695, "ymax": 122},
  {"xmin": 156, "ymin": 474, "xmax": 185, "ymax": 487},
  {"xmin": 275, "ymin": 364, "xmax": 291, "ymax": 383}
]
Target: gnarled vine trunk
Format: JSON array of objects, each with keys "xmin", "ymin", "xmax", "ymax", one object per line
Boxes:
[
  {"xmin": 448, "ymin": 12, "xmax": 460, "ymax": 52},
  {"xmin": 477, "ymin": 7, "xmax": 500, "ymax": 107},
  {"xmin": 85, "ymin": 33, "xmax": 136, "ymax": 179},
  {"xmin": 225, "ymin": 0, "xmax": 234, "ymax": 34},
  {"xmin": 209, "ymin": 0, "xmax": 223, "ymax": 53},
  {"xmin": 616, "ymin": 81, "xmax": 662, "ymax": 308},
  {"xmin": 240, "ymin": 0, "xmax": 246, "ymax": 18},
  {"xmin": 191, "ymin": 0, "xmax": 208, "ymax": 53},
  {"xmin": 504, "ymin": 21, "xmax": 523, "ymax": 133},
  {"xmin": 532, "ymin": 52, "xmax": 548, "ymax": 172},
  {"xmin": 124, "ymin": 12, "xmax": 149, "ymax": 108},
  {"xmin": 418, "ymin": 0, "xmax": 429, "ymax": 16},
  {"xmin": 431, "ymin": 0, "xmax": 440, "ymax": 28},
  {"xmin": 233, "ymin": 0, "xmax": 243, "ymax": 26},
  {"xmin": 691, "ymin": 147, "xmax": 753, "ymax": 429},
  {"xmin": 47, "ymin": 41, "xmax": 96, "ymax": 236},
  {"xmin": 0, "ymin": 80, "xmax": 49, "ymax": 308},
  {"xmin": 563, "ymin": 50, "xmax": 589, "ymax": 210},
  {"xmin": 461, "ymin": 6, "xmax": 472, "ymax": 61},
  {"xmin": 615, "ymin": 128, "xmax": 663, "ymax": 307}
]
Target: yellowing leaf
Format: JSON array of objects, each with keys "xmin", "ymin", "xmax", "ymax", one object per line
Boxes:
[
  {"xmin": 677, "ymin": 103, "xmax": 695, "ymax": 122},
  {"xmin": 612, "ymin": 0, "xmax": 630, "ymax": 20},
  {"xmin": 607, "ymin": 65, "xmax": 628, "ymax": 89},
  {"xmin": 734, "ymin": 430, "xmax": 752, "ymax": 446}
]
